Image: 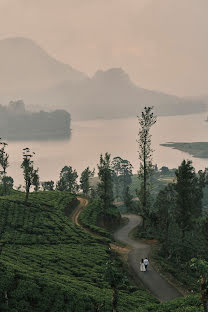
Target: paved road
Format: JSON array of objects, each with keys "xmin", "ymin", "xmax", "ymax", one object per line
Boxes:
[{"xmin": 114, "ymin": 214, "xmax": 182, "ymax": 302}]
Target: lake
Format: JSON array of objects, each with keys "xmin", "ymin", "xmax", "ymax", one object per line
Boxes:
[{"xmin": 6, "ymin": 112, "xmax": 208, "ymax": 187}]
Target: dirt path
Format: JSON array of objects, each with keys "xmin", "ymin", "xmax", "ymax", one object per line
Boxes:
[
  {"xmin": 71, "ymin": 197, "xmax": 88, "ymax": 225},
  {"xmin": 114, "ymin": 214, "xmax": 182, "ymax": 302}
]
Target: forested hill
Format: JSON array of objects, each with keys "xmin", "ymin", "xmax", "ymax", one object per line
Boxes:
[{"xmin": 0, "ymin": 100, "xmax": 71, "ymax": 140}]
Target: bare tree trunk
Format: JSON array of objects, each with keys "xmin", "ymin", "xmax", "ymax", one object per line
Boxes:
[
  {"xmin": 25, "ymin": 183, "xmax": 30, "ymax": 203},
  {"xmin": 4, "ymin": 291, "xmax": 8, "ymax": 306},
  {"xmin": 94, "ymin": 301, "xmax": 105, "ymax": 312},
  {"xmin": 112, "ymin": 287, "xmax": 118, "ymax": 312},
  {"xmin": 201, "ymin": 276, "xmax": 208, "ymax": 312}
]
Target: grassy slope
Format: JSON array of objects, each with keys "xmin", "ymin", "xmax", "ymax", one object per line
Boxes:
[{"xmin": 0, "ymin": 191, "xmax": 158, "ymax": 312}]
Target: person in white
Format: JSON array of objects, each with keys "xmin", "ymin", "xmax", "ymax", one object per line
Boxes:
[
  {"xmin": 144, "ymin": 257, "xmax": 149, "ymax": 271},
  {"xmin": 140, "ymin": 258, "xmax": 146, "ymax": 272}
]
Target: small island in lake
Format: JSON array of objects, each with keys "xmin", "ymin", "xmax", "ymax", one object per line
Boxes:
[
  {"xmin": 161, "ymin": 142, "xmax": 208, "ymax": 158},
  {"xmin": 0, "ymin": 100, "xmax": 71, "ymax": 140}
]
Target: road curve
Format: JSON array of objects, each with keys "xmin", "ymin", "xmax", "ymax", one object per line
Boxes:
[
  {"xmin": 71, "ymin": 197, "xmax": 88, "ymax": 226},
  {"xmin": 114, "ymin": 214, "xmax": 182, "ymax": 302}
]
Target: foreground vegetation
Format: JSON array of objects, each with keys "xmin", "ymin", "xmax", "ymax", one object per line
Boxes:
[{"xmin": 0, "ymin": 191, "xmax": 160, "ymax": 312}]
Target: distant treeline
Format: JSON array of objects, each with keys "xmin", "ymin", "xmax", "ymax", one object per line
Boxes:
[{"xmin": 0, "ymin": 100, "xmax": 71, "ymax": 140}]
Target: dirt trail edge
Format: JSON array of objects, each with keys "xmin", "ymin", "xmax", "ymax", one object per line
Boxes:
[
  {"xmin": 113, "ymin": 214, "xmax": 182, "ymax": 302},
  {"xmin": 71, "ymin": 197, "xmax": 88, "ymax": 225}
]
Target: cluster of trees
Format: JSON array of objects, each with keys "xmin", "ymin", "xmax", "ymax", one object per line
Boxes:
[
  {"xmin": 0, "ymin": 100, "xmax": 71, "ymax": 140},
  {"xmin": 136, "ymin": 107, "xmax": 208, "ymax": 311},
  {"xmin": 0, "ymin": 136, "xmax": 134, "ymax": 212},
  {"xmin": 0, "ymin": 139, "xmax": 13, "ymax": 195}
]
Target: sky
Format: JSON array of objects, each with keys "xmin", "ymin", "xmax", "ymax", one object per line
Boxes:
[{"xmin": 0, "ymin": 0, "xmax": 208, "ymax": 96}]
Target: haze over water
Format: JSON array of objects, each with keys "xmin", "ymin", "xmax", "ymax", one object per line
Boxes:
[{"xmin": 7, "ymin": 112, "xmax": 208, "ymax": 187}]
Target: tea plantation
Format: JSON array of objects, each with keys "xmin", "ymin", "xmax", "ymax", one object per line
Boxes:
[
  {"xmin": 0, "ymin": 191, "xmax": 158, "ymax": 312},
  {"xmin": 0, "ymin": 191, "xmax": 203, "ymax": 311}
]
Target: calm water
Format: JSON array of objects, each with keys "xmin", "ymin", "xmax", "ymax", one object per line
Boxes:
[{"xmin": 7, "ymin": 112, "xmax": 208, "ymax": 186}]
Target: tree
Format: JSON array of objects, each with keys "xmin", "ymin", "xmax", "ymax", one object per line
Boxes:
[
  {"xmin": 32, "ymin": 169, "xmax": 40, "ymax": 192},
  {"xmin": 21, "ymin": 148, "xmax": 38, "ymax": 202},
  {"xmin": 123, "ymin": 186, "xmax": 134, "ymax": 212},
  {"xmin": 137, "ymin": 106, "xmax": 156, "ymax": 225},
  {"xmin": 41, "ymin": 180, "xmax": 54, "ymax": 191},
  {"xmin": 112, "ymin": 157, "xmax": 123, "ymax": 200},
  {"xmin": 1, "ymin": 176, "xmax": 14, "ymax": 195},
  {"xmin": 191, "ymin": 259, "xmax": 208, "ymax": 312},
  {"xmin": 160, "ymin": 166, "xmax": 170, "ymax": 175},
  {"xmin": 80, "ymin": 167, "xmax": 95, "ymax": 196},
  {"xmin": 104, "ymin": 260, "xmax": 123, "ymax": 312},
  {"xmin": 154, "ymin": 183, "xmax": 176, "ymax": 256},
  {"xmin": 56, "ymin": 166, "xmax": 78, "ymax": 193},
  {"xmin": 112, "ymin": 157, "xmax": 133, "ymax": 200},
  {"xmin": 97, "ymin": 153, "xmax": 114, "ymax": 215},
  {"xmin": 175, "ymin": 160, "xmax": 203, "ymax": 240},
  {"xmin": 0, "ymin": 140, "xmax": 9, "ymax": 195}
]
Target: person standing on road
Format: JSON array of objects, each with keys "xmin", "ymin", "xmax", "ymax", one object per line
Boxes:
[
  {"xmin": 144, "ymin": 257, "xmax": 149, "ymax": 271},
  {"xmin": 140, "ymin": 258, "xmax": 146, "ymax": 272}
]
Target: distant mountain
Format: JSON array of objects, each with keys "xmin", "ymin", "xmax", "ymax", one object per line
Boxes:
[
  {"xmin": 24, "ymin": 68, "xmax": 205, "ymax": 120},
  {"xmin": 0, "ymin": 37, "xmax": 205, "ymax": 120},
  {"xmin": 0, "ymin": 37, "xmax": 86, "ymax": 94}
]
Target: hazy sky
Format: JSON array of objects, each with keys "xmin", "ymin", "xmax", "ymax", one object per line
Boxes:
[{"xmin": 0, "ymin": 0, "xmax": 208, "ymax": 96}]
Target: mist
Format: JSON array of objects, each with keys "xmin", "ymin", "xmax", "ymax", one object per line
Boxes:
[{"xmin": 0, "ymin": 0, "xmax": 208, "ymax": 96}]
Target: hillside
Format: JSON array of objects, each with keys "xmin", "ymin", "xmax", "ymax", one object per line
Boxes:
[
  {"xmin": 0, "ymin": 37, "xmax": 86, "ymax": 94},
  {"xmin": 0, "ymin": 191, "xmax": 158, "ymax": 311},
  {"xmin": 0, "ymin": 191, "xmax": 204, "ymax": 311},
  {"xmin": 0, "ymin": 37, "xmax": 205, "ymax": 120}
]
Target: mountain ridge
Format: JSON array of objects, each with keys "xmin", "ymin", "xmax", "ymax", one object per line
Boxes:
[{"xmin": 0, "ymin": 37, "xmax": 205, "ymax": 120}]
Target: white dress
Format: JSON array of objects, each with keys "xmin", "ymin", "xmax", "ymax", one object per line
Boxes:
[{"xmin": 140, "ymin": 262, "xmax": 146, "ymax": 272}]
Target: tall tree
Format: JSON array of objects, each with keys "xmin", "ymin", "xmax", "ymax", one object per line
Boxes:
[
  {"xmin": 120, "ymin": 159, "xmax": 133, "ymax": 196},
  {"xmin": 21, "ymin": 148, "xmax": 38, "ymax": 202},
  {"xmin": 97, "ymin": 153, "xmax": 114, "ymax": 215},
  {"xmin": 56, "ymin": 166, "xmax": 78, "ymax": 193},
  {"xmin": 154, "ymin": 183, "xmax": 176, "ymax": 256},
  {"xmin": 112, "ymin": 157, "xmax": 133, "ymax": 200},
  {"xmin": 32, "ymin": 169, "xmax": 40, "ymax": 192},
  {"xmin": 1, "ymin": 176, "xmax": 14, "ymax": 195},
  {"xmin": 137, "ymin": 106, "xmax": 156, "ymax": 224},
  {"xmin": 123, "ymin": 186, "xmax": 134, "ymax": 212},
  {"xmin": 80, "ymin": 167, "xmax": 95, "ymax": 196},
  {"xmin": 175, "ymin": 160, "xmax": 203, "ymax": 240},
  {"xmin": 0, "ymin": 139, "xmax": 9, "ymax": 195},
  {"xmin": 112, "ymin": 157, "xmax": 122, "ymax": 200}
]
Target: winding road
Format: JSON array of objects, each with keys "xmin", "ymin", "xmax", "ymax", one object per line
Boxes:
[
  {"xmin": 72, "ymin": 199, "xmax": 182, "ymax": 302},
  {"xmin": 114, "ymin": 214, "xmax": 182, "ymax": 302},
  {"xmin": 71, "ymin": 197, "xmax": 88, "ymax": 225}
]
